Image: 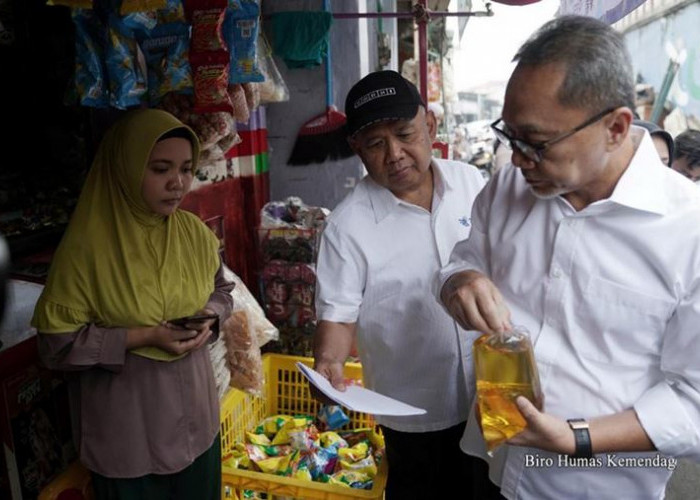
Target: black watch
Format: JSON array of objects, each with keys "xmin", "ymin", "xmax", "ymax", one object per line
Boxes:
[{"xmin": 567, "ymin": 418, "xmax": 593, "ymax": 458}]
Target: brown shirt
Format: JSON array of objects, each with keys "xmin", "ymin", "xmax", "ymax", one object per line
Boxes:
[{"xmin": 38, "ymin": 262, "xmax": 234, "ymax": 478}]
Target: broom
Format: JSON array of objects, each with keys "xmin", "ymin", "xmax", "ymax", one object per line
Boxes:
[{"xmin": 287, "ymin": 0, "xmax": 354, "ymax": 166}]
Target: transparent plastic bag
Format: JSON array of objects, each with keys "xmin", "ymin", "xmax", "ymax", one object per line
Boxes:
[
  {"xmin": 473, "ymin": 325, "xmax": 543, "ymax": 455},
  {"xmin": 257, "ymin": 33, "xmax": 289, "ymax": 103},
  {"xmin": 223, "ymin": 265, "xmax": 279, "ymax": 347},
  {"xmin": 222, "ymin": 309, "xmax": 263, "ymax": 396}
]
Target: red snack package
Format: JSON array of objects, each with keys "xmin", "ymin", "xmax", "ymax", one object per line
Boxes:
[
  {"xmin": 300, "ymin": 264, "xmax": 317, "ymax": 285},
  {"xmin": 265, "ymin": 280, "xmax": 289, "ymax": 305},
  {"xmin": 190, "ymin": 50, "xmax": 233, "ymax": 114},
  {"xmin": 267, "ymin": 304, "xmax": 291, "ymax": 324},
  {"xmin": 191, "ymin": 7, "xmax": 227, "ymax": 53},
  {"xmin": 285, "ymin": 263, "xmax": 302, "ymax": 282},
  {"xmin": 297, "ymin": 306, "xmax": 315, "ymax": 327}
]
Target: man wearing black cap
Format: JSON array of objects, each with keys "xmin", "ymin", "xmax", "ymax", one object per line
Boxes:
[{"xmin": 312, "ymin": 70, "xmax": 493, "ymax": 499}]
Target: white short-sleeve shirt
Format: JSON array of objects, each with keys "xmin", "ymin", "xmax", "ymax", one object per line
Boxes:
[
  {"xmin": 316, "ymin": 158, "xmax": 486, "ymax": 432},
  {"xmin": 439, "ymin": 129, "xmax": 700, "ymax": 499}
]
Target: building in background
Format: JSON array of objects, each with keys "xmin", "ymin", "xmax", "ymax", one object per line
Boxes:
[{"xmin": 615, "ymin": 0, "xmax": 700, "ymax": 134}]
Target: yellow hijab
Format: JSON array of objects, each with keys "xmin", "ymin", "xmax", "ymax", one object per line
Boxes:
[{"xmin": 31, "ymin": 109, "xmax": 220, "ymax": 361}]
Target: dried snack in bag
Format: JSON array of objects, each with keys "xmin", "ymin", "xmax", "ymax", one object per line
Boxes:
[
  {"xmin": 242, "ymin": 82, "xmax": 260, "ymax": 111},
  {"xmin": 257, "ymin": 33, "xmax": 289, "ymax": 103},
  {"xmin": 222, "ymin": 310, "xmax": 263, "ymax": 395},
  {"xmin": 228, "ymin": 83, "xmax": 250, "ymax": 123},
  {"xmin": 223, "ymin": 266, "xmax": 279, "ymax": 346}
]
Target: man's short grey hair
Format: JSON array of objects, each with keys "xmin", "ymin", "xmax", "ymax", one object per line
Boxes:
[{"xmin": 513, "ymin": 15, "xmax": 635, "ymax": 112}]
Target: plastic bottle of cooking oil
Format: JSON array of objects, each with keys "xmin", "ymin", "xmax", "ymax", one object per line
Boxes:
[{"xmin": 473, "ymin": 325, "xmax": 542, "ymax": 455}]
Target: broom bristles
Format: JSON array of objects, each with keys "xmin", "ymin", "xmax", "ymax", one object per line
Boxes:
[{"xmin": 287, "ymin": 107, "xmax": 355, "ymax": 165}]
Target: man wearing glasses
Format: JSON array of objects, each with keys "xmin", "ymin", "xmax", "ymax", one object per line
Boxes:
[{"xmin": 438, "ymin": 15, "xmax": 700, "ymax": 500}]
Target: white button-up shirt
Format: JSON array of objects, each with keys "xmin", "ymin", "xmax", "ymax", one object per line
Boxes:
[
  {"xmin": 438, "ymin": 130, "xmax": 700, "ymax": 499},
  {"xmin": 316, "ymin": 159, "xmax": 485, "ymax": 432}
]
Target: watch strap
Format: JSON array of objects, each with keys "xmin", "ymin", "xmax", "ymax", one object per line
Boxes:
[{"xmin": 567, "ymin": 418, "xmax": 593, "ymax": 458}]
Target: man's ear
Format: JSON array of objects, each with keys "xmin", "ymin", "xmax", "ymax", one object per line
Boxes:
[
  {"xmin": 425, "ymin": 108, "xmax": 438, "ymax": 141},
  {"xmin": 347, "ymin": 134, "xmax": 361, "ymax": 155},
  {"xmin": 607, "ymin": 107, "xmax": 633, "ymax": 150}
]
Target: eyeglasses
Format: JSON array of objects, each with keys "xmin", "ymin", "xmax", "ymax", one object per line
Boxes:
[{"xmin": 491, "ymin": 107, "xmax": 618, "ymax": 163}]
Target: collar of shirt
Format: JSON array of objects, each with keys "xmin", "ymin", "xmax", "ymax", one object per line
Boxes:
[
  {"xmin": 606, "ymin": 126, "xmax": 671, "ymax": 216},
  {"xmin": 366, "ymin": 159, "xmax": 449, "ymax": 223}
]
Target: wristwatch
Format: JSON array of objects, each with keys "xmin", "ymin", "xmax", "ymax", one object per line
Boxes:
[{"xmin": 567, "ymin": 418, "xmax": 593, "ymax": 458}]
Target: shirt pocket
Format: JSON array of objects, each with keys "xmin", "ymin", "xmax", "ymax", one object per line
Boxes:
[{"xmin": 570, "ymin": 276, "xmax": 675, "ymax": 365}]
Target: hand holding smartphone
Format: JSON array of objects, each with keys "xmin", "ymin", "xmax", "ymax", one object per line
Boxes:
[{"xmin": 168, "ymin": 313, "xmax": 219, "ymax": 335}]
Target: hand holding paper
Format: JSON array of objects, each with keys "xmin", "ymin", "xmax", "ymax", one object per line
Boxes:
[{"xmin": 296, "ymin": 362, "xmax": 426, "ymax": 416}]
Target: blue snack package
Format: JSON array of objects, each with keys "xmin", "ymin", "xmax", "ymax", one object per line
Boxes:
[
  {"xmin": 222, "ymin": 0, "xmax": 264, "ymax": 83},
  {"xmin": 318, "ymin": 405, "xmax": 350, "ymax": 431},
  {"xmin": 105, "ymin": 13, "xmax": 147, "ymax": 109},
  {"xmin": 137, "ymin": 22, "xmax": 193, "ymax": 104},
  {"xmin": 72, "ymin": 8, "xmax": 108, "ymax": 108}
]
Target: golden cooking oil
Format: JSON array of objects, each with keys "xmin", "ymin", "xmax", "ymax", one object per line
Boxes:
[{"xmin": 473, "ymin": 326, "xmax": 542, "ymax": 455}]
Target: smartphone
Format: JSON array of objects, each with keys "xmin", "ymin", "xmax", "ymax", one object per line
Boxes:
[{"xmin": 169, "ymin": 313, "xmax": 219, "ymax": 328}]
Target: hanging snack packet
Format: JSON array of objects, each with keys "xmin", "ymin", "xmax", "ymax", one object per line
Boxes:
[
  {"xmin": 228, "ymin": 83, "xmax": 249, "ymax": 123},
  {"xmin": 156, "ymin": 0, "xmax": 187, "ymax": 24},
  {"xmin": 242, "ymin": 82, "xmax": 259, "ymax": 111},
  {"xmin": 48, "ymin": 0, "xmax": 93, "ymax": 7},
  {"xmin": 120, "ymin": 0, "xmax": 167, "ymax": 14},
  {"xmin": 122, "ymin": 11, "xmax": 158, "ymax": 32},
  {"xmin": 105, "ymin": 13, "xmax": 147, "ymax": 109},
  {"xmin": 72, "ymin": 8, "xmax": 108, "ymax": 108},
  {"xmin": 257, "ymin": 33, "xmax": 289, "ymax": 103},
  {"xmin": 191, "ymin": 3, "xmax": 227, "ymax": 53},
  {"xmin": 190, "ymin": 50, "xmax": 233, "ymax": 113},
  {"xmin": 137, "ymin": 22, "xmax": 192, "ymax": 104},
  {"xmin": 223, "ymin": 0, "xmax": 264, "ymax": 83}
]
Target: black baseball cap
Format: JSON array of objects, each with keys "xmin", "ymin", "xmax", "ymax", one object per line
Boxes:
[{"xmin": 345, "ymin": 70, "xmax": 425, "ymax": 137}]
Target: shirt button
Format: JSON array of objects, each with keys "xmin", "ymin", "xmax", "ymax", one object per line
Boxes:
[{"xmin": 552, "ymin": 267, "xmax": 562, "ymax": 278}]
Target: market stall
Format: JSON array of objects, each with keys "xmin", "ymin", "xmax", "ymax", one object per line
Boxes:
[{"xmin": 0, "ymin": 1, "xmax": 280, "ymax": 497}]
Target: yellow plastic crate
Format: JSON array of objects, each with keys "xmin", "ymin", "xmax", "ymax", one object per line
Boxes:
[
  {"xmin": 38, "ymin": 461, "xmax": 93, "ymax": 500},
  {"xmin": 221, "ymin": 353, "xmax": 387, "ymax": 500}
]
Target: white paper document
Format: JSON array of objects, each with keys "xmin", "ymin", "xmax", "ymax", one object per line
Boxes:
[{"xmin": 295, "ymin": 362, "xmax": 426, "ymax": 416}]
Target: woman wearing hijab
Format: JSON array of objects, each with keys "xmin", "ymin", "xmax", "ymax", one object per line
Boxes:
[{"xmin": 32, "ymin": 109, "xmax": 234, "ymax": 500}]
